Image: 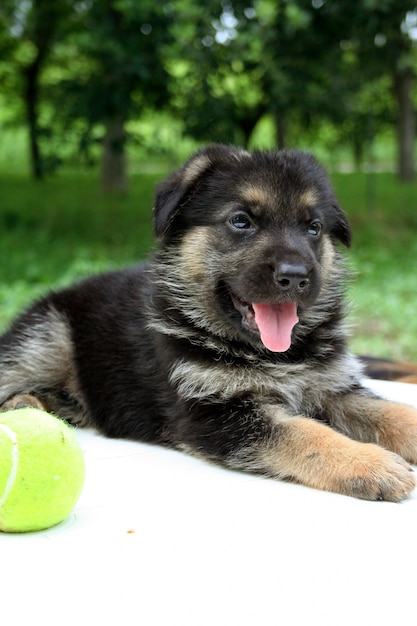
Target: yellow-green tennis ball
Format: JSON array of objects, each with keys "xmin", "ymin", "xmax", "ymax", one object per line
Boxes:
[{"xmin": 0, "ymin": 408, "xmax": 85, "ymax": 533}]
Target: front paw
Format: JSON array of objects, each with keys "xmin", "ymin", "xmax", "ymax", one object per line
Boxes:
[
  {"xmin": 264, "ymin": 416, "xmax": 416, "ymax": 501},
  {"xmin": 337, "ymin": 444, "xmax": 415, "ymax": 502}
]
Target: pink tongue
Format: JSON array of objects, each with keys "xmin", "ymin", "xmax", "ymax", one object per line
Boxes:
[{"xmin": 252, "ymin": 302, "xmax": 299, "ymax": 352}]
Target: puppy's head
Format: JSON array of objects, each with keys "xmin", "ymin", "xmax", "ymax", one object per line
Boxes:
[{"xmin": 153, "ymin": 144, "xmax": 351, "ymax": 353}]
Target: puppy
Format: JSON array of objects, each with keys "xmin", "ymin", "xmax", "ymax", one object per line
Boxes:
[{"xmin": 1, "ymin": 144, "xmax": 417, "ymax": 501}]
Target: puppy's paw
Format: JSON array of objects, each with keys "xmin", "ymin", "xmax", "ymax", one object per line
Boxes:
[
  {"xmin": 1, "ymin": 393, "xmax": 47, "ymax": 412},
  {"xmin": 340, "ymin": 445, "xmax": 415, "ymax": 502},
  {"xmin": 263, "ymin": 416, "xmax": 416, "ymax": 501}
]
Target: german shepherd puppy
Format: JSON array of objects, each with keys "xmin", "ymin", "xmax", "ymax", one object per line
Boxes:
[{"xmin": 1, "ymin": 144, "xmax": 417, "ymax": 501}]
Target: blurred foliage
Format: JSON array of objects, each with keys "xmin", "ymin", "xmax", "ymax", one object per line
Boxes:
[{"xmin": 0, "ymin": 0, "xmax": 416, "ymax": 182}]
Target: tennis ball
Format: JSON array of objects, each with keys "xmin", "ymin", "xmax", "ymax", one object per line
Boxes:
[{"xmin": 0, "ymin": 407, "xmax": 85, "ymax": 533}]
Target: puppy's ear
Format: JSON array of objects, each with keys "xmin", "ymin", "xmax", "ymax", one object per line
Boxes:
[
  {"xmin": 153, "ymin": 149, "xmax": 212, "ymax": 238},
  {"xmin": 330, "ymin": 204, "xmax": 352, "ymax": 248},
  {"xmin": 153, "ymin": 144, "xmax": 249, "ymax": 239}
]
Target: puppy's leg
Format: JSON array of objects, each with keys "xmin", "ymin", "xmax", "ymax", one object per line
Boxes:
[
  {"xmin": 0, "ymin": 305, "xmax": 88, "ymax": 425},
  {"xmin": 323, "ymin": 391, "xmax": 417, "ymax": 464},
  {"xmin": 258, "ymin": 412, "xmax": 415, "ymax": 501},
  {"xmin": 174, "ymin": 401, "xmax": 415, "ymax": 501}
]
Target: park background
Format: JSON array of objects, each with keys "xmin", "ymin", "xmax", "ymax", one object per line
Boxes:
[{"xmin": 0, "ymin": 0, "xmax": 416, "ymax": 361}]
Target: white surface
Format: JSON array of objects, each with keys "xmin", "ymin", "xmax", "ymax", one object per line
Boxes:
[{"xmin": 2, "ymin": 378, "xmax": 417, "ymax": 625}]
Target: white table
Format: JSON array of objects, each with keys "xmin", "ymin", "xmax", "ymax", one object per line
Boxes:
[{"xmin": 2, "ymin": 379, "xmax": 417, "ymax": 626}]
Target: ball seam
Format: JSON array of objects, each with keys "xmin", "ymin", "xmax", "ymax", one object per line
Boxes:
[{"xmin": 0, "ymin": 424, "xmax": 19, "ymax": 509}]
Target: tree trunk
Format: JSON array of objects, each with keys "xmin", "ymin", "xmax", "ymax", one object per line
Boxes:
[
  {"xmin": 274, "ymin": 113, "xmax": 286, "ymax": 150},
  {"xmin": 21, "ymin": 0, "xmax": 62, "ymax": 180},
  {"xmin": 24, "ymin": 58, "xmax": 43, "ymax": 180},
  {"xmin": 101, "ymin": 116, "xmax": 129, "ymax": 194},
  {"xmin": 240, "ymin": 117, "xmax": 259, "ymax": 148},
  {"xmin": 394, "ymin": 68, "xmax": 415, "ymax": 182}
]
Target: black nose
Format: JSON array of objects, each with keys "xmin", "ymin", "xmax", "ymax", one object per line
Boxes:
[{"xmin": 274, "ymin": 263, "xmax": 310, "ymax": 292}]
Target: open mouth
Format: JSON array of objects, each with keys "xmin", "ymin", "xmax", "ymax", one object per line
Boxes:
[{"xmin": 229, "ymin": 291, "xmax": 299, "ymax": 353}]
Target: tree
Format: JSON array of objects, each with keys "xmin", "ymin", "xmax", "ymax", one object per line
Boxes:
[
  {"xmin": 0, "ymin": 0, "xmax": 172, "ymax": 190},
  {"xmin": 304, "ymin": 0, "xmax": 417, "ymax": 180},
  {"xmin": 163, "ymin": 1, "xmax": 266, "ymax": 147},
  {"xmin": 58, "ymin": 0, "xmax": 172, "ymax": 192},
  {"xmin": 168, "ymin": 0, "xmax": 416, "ymax": 179},
  {"xmin": 0, "ymin": 0, "xmax": 72, "ymax": 179},
  {"xmin": 2, "ymin": 0, "xmax": 416, "ymax": 184}
]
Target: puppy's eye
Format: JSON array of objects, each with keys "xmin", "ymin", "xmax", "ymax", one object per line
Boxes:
[
  {"xmin": 308, "ymin": 221, "xmax": 322, "ymax": 236},
  {"xmin": 229, "ymin": 213, "xmax": 253, "ymax": 230}
]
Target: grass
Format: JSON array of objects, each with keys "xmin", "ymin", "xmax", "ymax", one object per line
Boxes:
[
  {"xmin": 0, "ymin": 170, "xmax": 158, "ymax": 323},
  {"xmin": 332, "ymin": 171, "xmax": 417, "ymax": 361},
  {"xmin": 0, "ymin": 164, "xmax": 416, "ymax": 361}
]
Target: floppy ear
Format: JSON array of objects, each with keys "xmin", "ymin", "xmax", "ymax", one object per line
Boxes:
[
  {"xmin": 153, "ymin": 144, "xmax": 249, "ymax": 239},
  {"xmin": 153, "ymin": 149, "xmax": 213, "ymax": 239},
  {"xmin": 330, "ymin": 203, "xmax": 352, "ymax": 248}
]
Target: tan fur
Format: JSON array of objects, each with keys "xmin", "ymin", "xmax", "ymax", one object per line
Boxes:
[
  {"xmin": 239, "ymin": 183, "xmax": 271, "ymax": 207},
  {"xmin": 1, "ymin": 393, "xmax": 47, "ymax": 411},
  {"xmin": 259, "ymin": 410, "xmax": 415, "ymax": 501},
  {"xmin": 179, "ymin": 227, "xmax": 212, "ymax": 280},
  {"xmin": 181, "ymin": 154, "xmax": 212, "ymax": 185},
  {"xmin": 325, "ymin": 393, "xmax": 417, "ymax": 464},
  {"xmin": 372, "ymin": 401, "xmax": 417, "ymax": 463},
  {"xmin": 299, "ymin": 188, "xmax": 320, "ymax": 207},
  {"xmin": 319, "ymin": 235, "xmax": 337, "ymax": 287}
]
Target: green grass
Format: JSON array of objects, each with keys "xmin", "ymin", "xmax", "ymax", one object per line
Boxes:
[
  {"xmin": 0, "ymin": 166, "xmax": 416, "ymax": 362},
  {"xmin": 0, "ymin": 170, "xmax": 158, "ymax": 324},
  {"xmin": 332, "ymin": 171, "xmax": 417, "ymax": 361}
]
